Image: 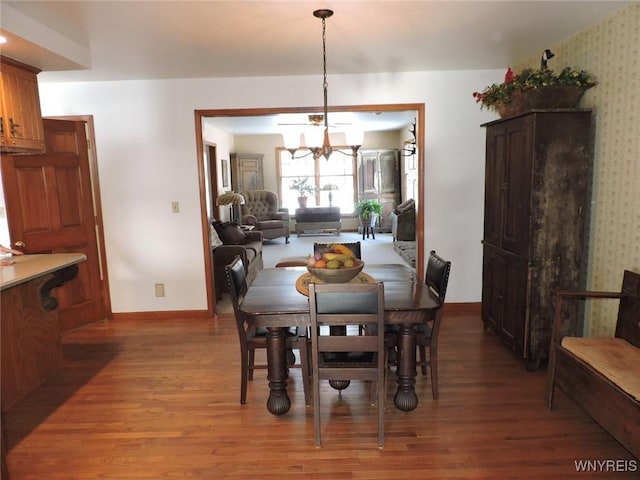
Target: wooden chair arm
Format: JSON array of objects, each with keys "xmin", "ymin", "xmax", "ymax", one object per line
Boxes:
[{"xmin": 551, "ymin": 290, "xmax": 624, "ymax": 343}]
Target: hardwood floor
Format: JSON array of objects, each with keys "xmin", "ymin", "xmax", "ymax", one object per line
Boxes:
[{"xmin": 3, "ymin": 312, "xmax": 637, "ymax": 479}]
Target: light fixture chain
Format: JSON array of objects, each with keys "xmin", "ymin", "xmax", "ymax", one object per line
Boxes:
[{"xmin": 322, "ymin": 16, "xmax": 328, "ymax": 127}]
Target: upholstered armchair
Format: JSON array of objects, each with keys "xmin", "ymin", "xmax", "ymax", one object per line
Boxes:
[
  {"xmin": 391, "ymin": 198, "xmax": 416, "ymax": 241},
  {"xmin": 240, "ymin": 190, "xmax": 290, "ymax": 243}
]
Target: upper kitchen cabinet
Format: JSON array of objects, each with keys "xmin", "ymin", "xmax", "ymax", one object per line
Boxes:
[{"xmin": 1, "ymin": 57, "xmax": 45, "ymax": 154}]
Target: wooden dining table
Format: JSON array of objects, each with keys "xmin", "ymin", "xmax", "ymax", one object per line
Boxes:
[{"xmin": 239, "ymin": 263, "xmax": 442, "ymax": 415}]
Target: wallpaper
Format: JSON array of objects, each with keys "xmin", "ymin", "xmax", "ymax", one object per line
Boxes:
[{"xmin": 517, "ymin": 3, "xmax": 640, "ymax": 336}]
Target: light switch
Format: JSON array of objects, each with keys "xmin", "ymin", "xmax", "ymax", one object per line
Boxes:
[{"xmin": 171, "ymin": 201, "xmax": 180, "ymax": 213}]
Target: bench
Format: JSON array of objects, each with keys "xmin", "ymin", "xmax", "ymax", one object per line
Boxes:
[
  {"xmin": 546, "ymin": 269, "xmax": 640, "ymax": 458},
  {"xmin": 294, "ymin": 207, "xmax": 341, "ymax": 236}
]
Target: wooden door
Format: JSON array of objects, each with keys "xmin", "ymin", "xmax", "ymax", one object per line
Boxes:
[{"xmin": 1, "ymin": 119, "xmax": 105, "ymax": 331}]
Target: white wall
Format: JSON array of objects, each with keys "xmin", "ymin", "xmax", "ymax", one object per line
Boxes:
[{"xmin": 37, "ymin": 70, "xmax": 502, "ymax": 312}]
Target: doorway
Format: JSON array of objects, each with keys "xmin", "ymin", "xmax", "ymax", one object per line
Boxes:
[{"xmin": 194, "ymin": 104, "xmax": 425, "ymax": 315}]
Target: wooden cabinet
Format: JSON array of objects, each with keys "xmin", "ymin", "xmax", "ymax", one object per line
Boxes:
[
  {"xmin": 481, "ymin": 110, "xmax": 592, "ymax": 367},
  {"xmin": 231, "ymin": 153, "xmax": 264, "ymax": 192},
  {"xmin": 0, "ymin": 57, "xmax": 45, "ymax": 153},
  {"xmin": 358, "ymin": 149, "xmax": 400, "ymax": 232}
]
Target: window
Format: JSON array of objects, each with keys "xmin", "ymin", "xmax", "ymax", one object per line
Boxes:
[{"xmin": 278, "ymin": 147, "xmax": 356, "ymax": 214}]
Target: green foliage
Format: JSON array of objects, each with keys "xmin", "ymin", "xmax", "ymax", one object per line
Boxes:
[
  {"xmin": 289, "ymin": 177, "xmax": 316, "ymax": 196},
  {"xmin": 355, "ymin": 199, "xmax": 383, "ymax": 217},
  {"xmin": 473, "ymin": 67, "xmax": 596, "ymax": 112}
]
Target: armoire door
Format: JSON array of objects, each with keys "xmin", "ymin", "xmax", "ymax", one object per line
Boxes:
[{"xmin": 231, "ymin": 153, "xmax": 264, "ymax": 193}]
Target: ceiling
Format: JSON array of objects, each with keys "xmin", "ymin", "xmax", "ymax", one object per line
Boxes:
[{"xmin": 0, "ymin": 0, "xmax": 633, "ymax": 133}]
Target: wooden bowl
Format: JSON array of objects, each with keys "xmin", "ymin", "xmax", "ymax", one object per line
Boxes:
[{"xmin": 307, "ymin": 260, "xmax": 364, "ymax": 283}]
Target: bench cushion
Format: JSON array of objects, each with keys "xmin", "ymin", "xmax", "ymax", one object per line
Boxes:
[{"xmin": 561, "ymin": 337, "xmax": 640, "ymax": 400}]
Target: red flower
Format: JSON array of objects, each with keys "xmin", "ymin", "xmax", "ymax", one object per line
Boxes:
[
  {"xmin": 504, "ymin": 67, "xmax": 514, "ymax": 83},
  {"xmin": 472, "ymin": 91, "xmax": 486, "ymax": 103}
]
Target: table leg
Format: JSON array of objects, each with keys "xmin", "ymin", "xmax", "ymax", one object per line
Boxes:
[
  {"xmin": 266, "ymin": 327, "xmax": 291, "ymax": 415},
  {"xmin": 394, "ymin": 324, "xmax": 419, "ymax": 411}
]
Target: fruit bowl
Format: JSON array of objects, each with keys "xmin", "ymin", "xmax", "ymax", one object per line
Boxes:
[{"xmin": 307, "ymin": 260, "xmax": 364, "ymax": 283}]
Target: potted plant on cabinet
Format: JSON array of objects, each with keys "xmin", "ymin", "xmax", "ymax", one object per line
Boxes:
[
  {"xmin": 355, "ymin": 198, "xmax": 383, "ymax": 230},
  {"xmin": 473, "ymin": 65, "xmax": 596, "ymax": 118},
  {"xmin": 290, "ymin": 177, "xmax": 316, "ymax": 208}
]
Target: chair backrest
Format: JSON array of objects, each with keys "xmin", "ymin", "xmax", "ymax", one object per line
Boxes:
[
  {"xmin": 225, "ymin": 256, "xmax": 249, "ymax": 345},
  {"xmin": 313, "ymin": 241, "xmax": 362, "ymax": 259},
  {"xmin": 308, "ymin": 282, "xmax": 385, "ymax": 381},
  {"xmin": 425, "ymin": 250, "xmax": 451, "ymax": 301},
  {"xmin": 240, "ymin": 190, "xmax": 279, "ymax": 218}
]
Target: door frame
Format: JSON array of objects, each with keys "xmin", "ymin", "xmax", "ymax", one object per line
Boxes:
[
  {"xmin": 44, "ymin": 115, "xmax": 112, "ymax": 318},
  {"xmin": 194, "ymin": 104, "xmax": 425, "ymax": 316}
]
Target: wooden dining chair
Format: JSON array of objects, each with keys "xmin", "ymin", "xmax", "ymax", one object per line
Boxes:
[
  {"xmin": 225, "ymin": 256, "xmax": 311, "ymax": 406},
  {"xmin": 385, "ymin": 250, "xmax": 451, "ymax": 399},
  {"xmin": 416, "ymin": 250, "xmax": 451, "ymax": 399},
  {"xmin": 308, "ymin": 281, "xmax": 386, "ymax": 447}
]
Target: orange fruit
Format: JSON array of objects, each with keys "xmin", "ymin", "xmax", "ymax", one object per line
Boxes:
[{"xmin": 314, "ymin": 259, "xmax": 327, "ymax": 268}]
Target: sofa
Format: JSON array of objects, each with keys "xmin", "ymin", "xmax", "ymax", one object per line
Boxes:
[
  {"xmin": 294, "ymin": 207, "xmax": 341, "ymax": 236},
  {"xmin": 546, "ymin": 269, "xmax": 640, "ymax": 458},
  {"xmin": 211, "ymin": 222, "xmax": 264, "ymax": 300},
  {"xmin": 391, "ymin": 198, "xmax": 415, "ymax": 241},
  {"xmin": 240, "ymin": 190, "xmax": 290, "ymax": 243},
  {"xmin": 391, "ymin": 199, "xmax": 416, "ymax": 268}
]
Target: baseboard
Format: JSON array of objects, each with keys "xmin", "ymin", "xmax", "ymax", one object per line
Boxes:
[
  {"xmin": 111, "ymin": 310, "xmax": 212, "ymax": 321},
  {"xmin": 444, "ymin": 302, "xmax": 481, "ymax": 315}
]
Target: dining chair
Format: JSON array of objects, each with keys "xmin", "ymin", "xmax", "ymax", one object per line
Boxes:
[
  {"xmin": 403, "ymin": 250, "xmax": 452, "ymax": 400},
  {"xmin": 416, "ymin": 250, "xmax": 451, "ymax": 399},
  {"xmin": 225, "ymin": 256, "xmax": 311, "ymax": 406},
  {"xmin": 308, "ymin": 281, "xmax": 386, "ymax": 447}
]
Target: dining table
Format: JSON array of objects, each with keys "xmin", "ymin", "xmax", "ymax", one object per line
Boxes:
[{"xmin": 239, "ymin": 263, "xmax": 442, "ymax": 415}]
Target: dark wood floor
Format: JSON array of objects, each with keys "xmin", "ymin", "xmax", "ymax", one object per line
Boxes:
[{"xmin": 3, "ymin": 311, "xmax": 637, "ymax": 479}]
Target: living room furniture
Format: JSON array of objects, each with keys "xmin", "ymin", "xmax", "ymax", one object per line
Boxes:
[
  {"xmin": 309, "ymin": 282, "xmax": 386, "ymax": 447},
  {"xmin": 391, "ymin": 198, "xmax": 415, "ymax": 241},
  {"xmin": 238, "ymin": 264, "xmax": 441, "ymax": 415},
  {"xmin": 357, "ymin": 149, "xmax": 400, "ymax": 232},
  {"xmin": 211, "ymin": 224, "xmax": 264, "ymax": 300},
  {"xmin": 240, "ymin": 190, "xmax": 290, "ymax": 243},
  {"xmin": 225, "ymin": 256, "xmax": 310, "ymax": 406},
  {"xmin": 481, "ymin": 110, "xmax": 593, "ymax": 368},
  {"xmin": 294, "ymin": 207, "xmax": 341, "ymax": 236},
  {"xmin": 546, "ymin": 269, "xmax": 640, "ymax": 459}
]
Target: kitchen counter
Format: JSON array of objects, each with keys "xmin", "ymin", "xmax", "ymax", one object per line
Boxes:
[
  {"xmin": 0, "ymin": 253, "xmax": 86, "ymax": 291},
  {"xmin": 1, "ymin": 252, "xmax": 87, "ymax": 409}
]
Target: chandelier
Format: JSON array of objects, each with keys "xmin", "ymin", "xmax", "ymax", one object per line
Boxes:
[{"xmin": 283, "ymin": 9, "xmax": 363, "ymax": 161}]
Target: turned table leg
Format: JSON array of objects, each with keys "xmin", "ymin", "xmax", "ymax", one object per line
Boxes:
[
  {"xmin": 394, "ymin": 324, "xmax": 418, "ymax": 411},
  {"xmin": 266, "ymin": 327, "xmax": 291, "ymax": 415}
]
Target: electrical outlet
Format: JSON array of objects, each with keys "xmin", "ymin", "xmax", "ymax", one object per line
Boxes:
[
  {"xmin": 154, "ymin": 283, "xmax": 165, "ymax": 297},
  {"xmin": 171, "ymin": 201, "xmax": 180, "ymax": 213}
]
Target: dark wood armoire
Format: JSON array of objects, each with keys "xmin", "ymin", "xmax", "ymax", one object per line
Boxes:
[{"xmin": 481, "ymin": 110, "xmax": 593, "ymax": 368}]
